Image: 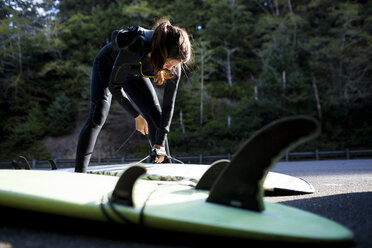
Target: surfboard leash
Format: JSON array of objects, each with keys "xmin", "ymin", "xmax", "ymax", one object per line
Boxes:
[
  {"xmin": 100, "ymin": 188, "xmax": 159, "ymax": 227},
  {"xmin": 100, "ymin": 193, "xmax": 135, "ymax": 225},
  {"xmin": 106, "ymin": 129, "xmax": 137, "ymax": 164},
  {"xmin": 144, "ymin": 134, "xmax": 184, "ymax": 164},
  {"xmin": 138, "ymin": 186, "xmax": 158, "ymax": 226},
  {"xmin": 108, "ymin": 127, "xmax": 185, "ymax": 165}
]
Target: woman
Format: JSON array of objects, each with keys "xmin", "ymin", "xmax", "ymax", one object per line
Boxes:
[{"xmin": 75, "ymin": 19, "xmax": 191, "ymax": 173}]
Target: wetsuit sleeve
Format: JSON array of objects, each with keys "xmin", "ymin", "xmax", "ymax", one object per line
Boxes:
[
  {"xmin": 109, "ymin": 49, "xmax": 140, "ymax": 118},
  {"xmin": 156, "ymin": 64, "xmax": 181, "ymax": 146}
]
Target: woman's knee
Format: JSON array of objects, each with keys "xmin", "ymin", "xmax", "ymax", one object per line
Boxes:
[{"xmin": 91, "ymin": 99, "xmax": 110, "ymax": 127}]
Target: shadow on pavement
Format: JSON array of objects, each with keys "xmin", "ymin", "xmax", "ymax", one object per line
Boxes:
[{"xmin": 278, "ymin": 192, "xmax": 372, "ymax": 248}]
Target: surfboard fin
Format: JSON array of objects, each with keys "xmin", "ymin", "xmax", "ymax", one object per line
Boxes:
[
  {"xmin": 19, "ymin": 156, "xmax": 31, "ymax": 170},
  {"xmin": 49, "ymin": 159, "xmax": 58, "ymax": 170},
  {"xmin": 111, "ymin": 165, "xmax": 147, "ymax": 207},
  {"xmin": 195, "ymin": 159, "xmax": 229, "ymax": 190},
  {"xmin": 207, "ymin": 116, "xmax": 321, "ymax": 212},
  {"xmin": 11, "ymin": 160, "xmax": 21, "ymax": 169}
]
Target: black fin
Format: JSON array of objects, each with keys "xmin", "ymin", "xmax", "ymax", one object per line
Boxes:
[
  {"xmin": 195, "ymin": 159, "xmax": 230, "ymax": 190},
  {"xmin": 12, "ymin": 160, "xmax": 21, "ymax": 170},
  {"xmin": 111, "ymin": 166, "xmax": 147, "ymax": 207},
  {"xmin": 207, "ymin": 116, "xmax": 321, "ymax": 212},
  {"xmin": 48, "ymin": 159, "xmax": 58, "ymax": 170},
  {"xmin": 19, "ymin": 156, "xmax": 31, "ymax": 170}
]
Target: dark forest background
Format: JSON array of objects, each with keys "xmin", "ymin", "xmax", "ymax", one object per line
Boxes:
[{"xmin": 1, "ymin": 0, "xmax": 371, "ymax": 160}]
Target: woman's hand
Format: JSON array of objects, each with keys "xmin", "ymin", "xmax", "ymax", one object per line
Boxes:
[
  {"xmin": 153, "ymin": 144, "xmax": 166, "ymax": 163},
  {"xmin": 135, "ymin": 115, "xmax": 148, "ymax": 135}
]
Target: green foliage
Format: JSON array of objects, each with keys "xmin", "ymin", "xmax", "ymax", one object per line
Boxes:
[
  {"xmin": 0, "ymin": 103, "xmax": 49, "ymax": 160},
  {"xmin": 257, "ymin": 24, "xmax": 314, "ymax": 115},
  {"xmin": 174, "ymin": 80, "xmax": 201, "ymax": 132},
  {"xmin": 206, "ymin": 81, "xmax": 248, "ymax": 100},
  {"xmin": 47, "ymin": 94, "xmax": 75, "ymax": 136},
  {"xmin": 22, "ymin": 140, "xmax": 52, "ymax": 160},
  {"xmin": 13, "ymin": 104, "xmax": 47, "ymax": 142},
  {"xmin": 0, "ymin": 0, "xmax": 371, "ymax": 160},
  {"xmin": 39, "ymin": 59, "xmax": 90, "ymax": 102}
]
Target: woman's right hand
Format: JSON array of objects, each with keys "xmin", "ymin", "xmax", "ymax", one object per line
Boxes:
[{"xmin": 135, "ymin": 115, "xmax": 148, "ymax": 135}]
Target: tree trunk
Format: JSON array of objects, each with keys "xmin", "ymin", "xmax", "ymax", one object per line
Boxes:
[
  {"xmin": 223, "ymin": 42, "xmax": 238, "ymax": 88},
  {"xmin": 251, "ymin": 73, "xmax": 259, "ymax": 101},
  {"xmin": 288, "ymin": 0, "xmax": 297, "ymax": 47},
  {"xmin": 200, "ymin": 47, "xmax": 205, "ymax": 126},
  {"xmin": 274, "ymin": 0, "xmax": 280, "ymax": 15},
  {"xmin": 288, "ymin": 0, "xmax": 293, "ymax": 12},
  {"xmin": 180, "ymin": 110, "xmax": 185, "ymax": 134},
  {"xmin": 17, "ymin": 33, "xmax": 23, "ymax": 76},
  {"xmin": 311, "ymin": 73, "xmax": 322, "ymax": 122},
  {"xmin": 226, "ymin": 48, "xmax": 233, "ymax": 88}
]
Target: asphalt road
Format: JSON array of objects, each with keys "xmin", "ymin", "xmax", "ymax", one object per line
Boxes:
[
  {"xmin": 0, "ymin": 159, "xmax": 371, "ymax": 248},
  {"xmin": 269, "ymin": 159, "xmax": 372, "ymax": 248}
]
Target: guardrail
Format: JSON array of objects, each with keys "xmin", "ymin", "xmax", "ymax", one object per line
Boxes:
[{"xmin": 1, "ymin": 149, "xmax": 371, "ymax": 169}]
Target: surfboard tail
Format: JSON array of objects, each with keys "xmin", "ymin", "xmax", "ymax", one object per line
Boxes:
[{"xmin": 207, "ymin": 116, "xmax": 321, "ymax": 212}]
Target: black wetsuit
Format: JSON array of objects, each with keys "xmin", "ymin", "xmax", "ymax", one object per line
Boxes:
[{"xmin": 75, "ymin": 26, "xmax": 180, "ymax": 172}]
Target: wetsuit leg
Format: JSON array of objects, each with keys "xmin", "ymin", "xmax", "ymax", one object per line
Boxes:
[
  {"xmin": 75, "ymin": 63, "xmax": 112, "ymax": 172},
  {"xmin": 122, "ymin": 76, "xmax": 172, "ymax": 162}
]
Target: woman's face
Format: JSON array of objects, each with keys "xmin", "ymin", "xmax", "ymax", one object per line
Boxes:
[{"xmin": 163, "ymin": 59, "xmax": 181, "ymax": 70}]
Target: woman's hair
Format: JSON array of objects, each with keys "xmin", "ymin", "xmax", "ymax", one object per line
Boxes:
[{"xmin": 151, "ymin": 19, "xmax": 191, "ymax": 85}]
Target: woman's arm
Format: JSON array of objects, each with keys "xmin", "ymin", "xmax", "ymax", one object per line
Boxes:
[{"xmin": 155, "ymin": 64, "xmax": 182, "ymax": 147}]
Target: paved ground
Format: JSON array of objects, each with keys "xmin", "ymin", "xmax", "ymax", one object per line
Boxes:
[
  {"xmin": 0, "ymin": 159, "xmax": 371, "ymax": 248},
  {"xmin": 269, "ymin": 159, "xmax": 372, "ymax": 248}
]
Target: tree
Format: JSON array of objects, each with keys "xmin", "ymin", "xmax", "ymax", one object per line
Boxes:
[
  {"xmin": 47, "ymin": 94, "xmax": 75, "ymax": 136},
  {"xmin": 203, "ymin": 0, "xmax": 253, "ymax": 88},
  {"xmin": 1, "ymin": 0, "xmax": 371, "ymax": 159}
]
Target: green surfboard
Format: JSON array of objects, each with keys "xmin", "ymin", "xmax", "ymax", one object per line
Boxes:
[
  {"xmin": 0, "ymin": 116, "xmax": 354, "ymax": 244},
  {"xmin": 0, "ymin": 168, "xmax": 352, "ymax": 244}
]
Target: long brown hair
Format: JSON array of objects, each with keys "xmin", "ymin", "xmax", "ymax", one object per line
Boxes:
[{"xmin": 150, "ymin": 19, "xmax": 191, "ymax": 85}]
